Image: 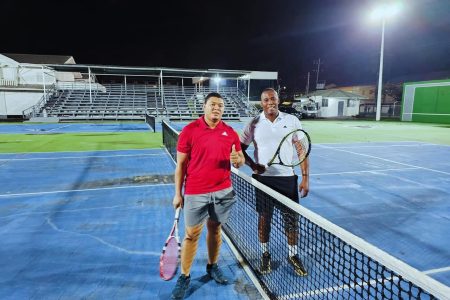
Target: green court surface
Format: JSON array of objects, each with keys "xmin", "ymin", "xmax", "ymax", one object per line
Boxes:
[
  {"xmin": 0, "ymin": 132, "xmax": 161, "ymax": 153},
  {"xmin": 301, "ymin": 120, "xmax": 450, "ymax": 145},
  {"xmin": 1, "ymin": 120, "xmax": 449, "ymax": 154}
]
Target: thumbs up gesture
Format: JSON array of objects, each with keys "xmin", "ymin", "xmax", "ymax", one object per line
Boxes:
[{"xmin": 230, "ymin": 144, "xmax": 240, "ymax": 168}]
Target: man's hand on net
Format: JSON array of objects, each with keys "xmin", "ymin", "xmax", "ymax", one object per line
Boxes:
[{"xmin": 253, "ymin": 163, "xmax": 266, "ymax": 174}]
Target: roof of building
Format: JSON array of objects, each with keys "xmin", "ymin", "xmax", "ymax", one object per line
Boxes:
[
  {"xmin": 2, "ymin": 53, "xmax": 75, "ymax": 65},
  {"xmin": 308, "ymin": 89, "xmax": 367, "ymax": 99}
]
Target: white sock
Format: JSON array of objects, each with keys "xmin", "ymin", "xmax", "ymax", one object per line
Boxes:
[
  {"xmin": 261, "ymin": 242, "xmax": 269, "ymax": 254},
  {"xmin": 288, "ymin": 245, "xmax": 298, "ymax": 257}
]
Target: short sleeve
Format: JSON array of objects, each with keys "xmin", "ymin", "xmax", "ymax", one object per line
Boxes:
[
  {"xmin": 177, "ymin": 129, "xmax": 191, "ymax": 153},
  {"xmin": 240, "ymin": 120, "xmax": 254, "ymax": 145},
  {"xmin": 233, "ymin": 131, "xmax": 242, "ymax": 151}
]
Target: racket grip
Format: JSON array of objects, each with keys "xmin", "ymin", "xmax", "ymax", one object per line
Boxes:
[{"xmin": 174, "ymin": 207, "xmax": 181, "ymax": 220}]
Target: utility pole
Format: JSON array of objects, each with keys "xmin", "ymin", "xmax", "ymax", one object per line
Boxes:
[
  {"xmin": 313, "ymin": 58, "xmax": 323, "ymax": 89},
  {"xmin": 305, "ymin": 72, "xmax": 310, "ymax": 95}
]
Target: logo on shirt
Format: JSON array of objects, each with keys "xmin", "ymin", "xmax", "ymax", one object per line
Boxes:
[{"xmin": 222, "ymin": 131, "xmax": 228, "ymax": 136}]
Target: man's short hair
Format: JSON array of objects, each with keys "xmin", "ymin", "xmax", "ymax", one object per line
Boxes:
[
  {"xmin": 205, "ymin": 92, "xmax": 223, "ymax": 103},
  {"xmin": 261, "ymin": 88, "xmax": 278, "ymax": 98}
]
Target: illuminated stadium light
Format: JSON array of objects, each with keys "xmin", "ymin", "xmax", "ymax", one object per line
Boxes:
[
  {"xmin": 369, "ymin": 1, "xmax": 403, "ymax": 121},
  {"xmin": 214, "ymin": 75, "xmax": 221, "ymax": 92},
  {"xmin": 370, "ymin": 2, "xmax": 403, "ymax": 21}
]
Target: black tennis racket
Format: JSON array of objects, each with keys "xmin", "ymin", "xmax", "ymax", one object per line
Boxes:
[
  {"xmin": 266, "ymin": 129, "xmax": 311, "ymax": 167},
  {"xmin": 159, "ymin": 207, "xmax": 181, "ymax": 281}
]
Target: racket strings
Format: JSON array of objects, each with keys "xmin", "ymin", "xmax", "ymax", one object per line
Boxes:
[
  {"xmin": 269, "ymin": 129, "xmax": 311, "ymax": 167},
  {"xmin": 293, "ymin": 139, "xmax": 308, "ymax": 161}
]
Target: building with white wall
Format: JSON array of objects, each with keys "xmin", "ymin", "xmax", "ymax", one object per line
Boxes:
[
  {"xmin": 0, "ymin": 54, "xmax": 77, "ymax": 118},
  {"xmin": 300, "ymin": 89, "xmax": 366, "ymax": 118}
]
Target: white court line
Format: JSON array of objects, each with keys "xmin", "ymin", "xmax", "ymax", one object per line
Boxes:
[
  {"xmin": 0, "ymin": 148, "xmax": 161, "ymax": 155},
  {"xmin": 279, "ymin": 276, "xmax": 400, "ymax": 300},
  {"xmin": 317, "ymin": 141, "xmax": 450, "ymax": 148},
  {"xmin": 0, "ymin": 153, "xmax": 166, "ymax": 161},
  {"xmin": 45, "ymin": 124, "xmax": 73, "ymax": 132},
  {"xmin": 0, "ymin": 183, "xmax": 174, "ymax": 198},
  {"xmin": 316, "ymin": 144, "xmax": 450, "ymax": 176},
  {"xmin": 424, "ymin": 266, "xmax": 450, "ymax": 275},
  {"xmin": 24, "ymin": 124, "xmax": 73, "ymax": 133},
  {"xmin": 319, "ymin": 144, "xmax": 437, "ymax": 149},
  {"xmin": 280, "ymin": 267, "xmax": 450, "ymax": 299},
  {"xmin": 0, "ymin": 203, "xmax": 138, "ymax": 220},
  {"xmin": 46, "ymin": 217, "xmax": 159, "ymax": 256},
  {"xmin": 311, "ymin": 167, "xmax": 419, "ymax": 176}
]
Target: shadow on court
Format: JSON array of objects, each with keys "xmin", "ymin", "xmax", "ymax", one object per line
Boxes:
[{"xmin": 0, "ymin": 149, "xmax": 259, "ymax": 299}]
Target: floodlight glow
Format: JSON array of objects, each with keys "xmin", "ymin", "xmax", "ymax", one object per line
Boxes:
[
  {"xmin": 370, "ymin": 1, "xmax": 403, "ymax": 20},
  {"xmin": 214, "ymin": 76, "xmax": 221, "ymax": 84}
]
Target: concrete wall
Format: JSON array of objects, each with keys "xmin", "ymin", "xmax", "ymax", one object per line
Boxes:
[
  {"xmin": 311, "ymin": 96, "xmax": 360, "ymax": 118},
  {"xmin": 0, "ymin": 91, "xmax": 43, "ymax": 116}
]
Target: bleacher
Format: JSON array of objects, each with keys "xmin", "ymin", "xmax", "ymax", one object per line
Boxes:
[{"xmin": 37, "ymin": 84, "xmax": 254, "ymax": 121}]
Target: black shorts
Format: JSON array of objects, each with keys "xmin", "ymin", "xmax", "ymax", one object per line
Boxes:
[{"xmin": 252, "ymin": 174, "xmax": 299, "ymax": 215}]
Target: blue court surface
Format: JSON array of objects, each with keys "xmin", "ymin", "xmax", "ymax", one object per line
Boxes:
[
  {"xmin": 0, "ymin": 149, "xmax": 259, "ymax": 299},
  {"xmin": 1, "ymin": 124, "xmax": 449, "ymax": 299},
  {"xmin": 0, "ymin": 123, "xmax": 153, "ymax": 134}
]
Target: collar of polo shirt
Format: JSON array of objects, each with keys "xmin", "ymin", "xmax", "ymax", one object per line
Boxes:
[
  {"xmin": 260, "ymin": 111, "xmax": 285, "ymax": 122},
  {"xmin": 200, "ymin": 115, "xmax": 224, "ymax": 129}
]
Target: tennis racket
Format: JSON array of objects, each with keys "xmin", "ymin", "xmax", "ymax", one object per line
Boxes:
[
  {"xmin": 266, "ymin": 129, "xmax": 311, "ymax": 167},
  {"xmin": 159, "ymin": 207, "xmax": 181, "ymax": 281}
]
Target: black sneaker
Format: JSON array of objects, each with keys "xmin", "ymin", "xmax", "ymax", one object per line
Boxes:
[
  {"xmin": 206, "ymin": 263, "xmax": 229, "ymax": 284},
  {"xmin": 171, "ymin": 274, "xmax": 191, "ymax": 300},
  {"xmin": 260, "ymin": 251, "xmax": 271, "ymax": 274},
  {"xmin": 288, "ymin": 255, "xmax": 307, "ymax": 276}
]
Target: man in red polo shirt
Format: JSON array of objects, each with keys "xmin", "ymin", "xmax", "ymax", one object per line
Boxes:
[{"xmin": 171, "ymin": 92, "xmax": 245, "ymax": 300}]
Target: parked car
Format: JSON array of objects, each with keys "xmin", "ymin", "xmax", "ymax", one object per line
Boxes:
[
  {"xmin": 279, "ymin": 105, "xmax": 302, "ymax": 119},
  {"xmin": 301, "ymin": 104, "xmax": 318, "ymax": 118}
]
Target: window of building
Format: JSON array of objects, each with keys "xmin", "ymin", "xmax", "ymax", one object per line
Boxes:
[{"xmin": 322, "ymin": 98, "xmax": 328, "ymax": 107}]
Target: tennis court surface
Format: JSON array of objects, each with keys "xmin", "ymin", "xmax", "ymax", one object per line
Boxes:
[{"xmin": 0, "ymin": 120, "xmax": 449, "ymax": 299}]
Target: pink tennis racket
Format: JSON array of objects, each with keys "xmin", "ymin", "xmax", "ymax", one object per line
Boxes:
[{"xmin": 159, "ymin": 207, "xmax": 181, "ymax": 280}]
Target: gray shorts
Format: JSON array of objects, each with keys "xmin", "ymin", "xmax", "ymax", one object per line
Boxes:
[{"xmin": 184, "ymin": 187, "xmax": 236, "ymax": 227}]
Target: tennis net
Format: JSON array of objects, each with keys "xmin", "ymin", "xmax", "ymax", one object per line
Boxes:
[
  {"xmin": 145, "ymin": 113, "xmax": 156, "ymax": 132},
  {"xmin": 161, "ymin": 120, "xmax": 449, "ymax": 300}
]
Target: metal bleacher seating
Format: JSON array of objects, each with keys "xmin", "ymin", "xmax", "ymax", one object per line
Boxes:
[{"xmin": 38, "ymin": 84, "xmax": 253, "ymax": 121}]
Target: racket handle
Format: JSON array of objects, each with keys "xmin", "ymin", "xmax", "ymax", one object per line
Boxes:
[{"xmin": 174, "ymin": 207, "xmax": 181, "ymax": 220}]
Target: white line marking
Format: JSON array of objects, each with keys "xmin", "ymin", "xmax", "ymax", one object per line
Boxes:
[
  {"xmin": 279, "ymin": 276, "xmax": 399, "ymax": 299},
  {"xmin": 311, "ymin": 167, "xmax": 419, "ymax": 176},
  {"xmin": 222, "ymin": 233, "xmax": 270, "ymax": 300},
  {"xmin": 0, "ymin": 148, "xmax": 162, "ymax": 155},
  {"xmin": 424, "ymin": 266, "xmax": 450, "ymax": 275},
  {"xmin": 0, "ymin": 204, "xmax": 138, "ymax": 219},
  {"xmin": 45, "ymin": 124, "xmax": 73, "ymax": 132},
  {"xmin": 46, "ymin": 217, "xmax": 159, "ymax": 256},
  {"xmin": 0, "ymin": 153, "xmax": 166, "ymax": 161},
  {"xmin": 316, "ymin": 144, "xmax": 450, "ymax": 176},
  {"xmin": 0, "ymin": 183, "xmax": 174, "ymax": 198},
  {"xmin": 321, "ymin": 144, "xmax": 437, "ymax": 149},
  {"xmin": 403, "ymin": 112, "xmax": 450, "ymax": 116}
]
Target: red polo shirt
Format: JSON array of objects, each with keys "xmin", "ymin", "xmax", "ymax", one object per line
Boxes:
[{"xmin": 177, "ymin": 116, "xmax": 241, "ymax": 195}]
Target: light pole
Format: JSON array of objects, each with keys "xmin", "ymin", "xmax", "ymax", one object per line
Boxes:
[
  {"xmin": 371, "ymin": 2, "xmax": 402, "ymax": 121},
  {"xmin": 375, "ymin": 18, "xmax": 385, "ymax": 121}
]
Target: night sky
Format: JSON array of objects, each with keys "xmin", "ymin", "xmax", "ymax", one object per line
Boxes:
[{"xmin": 2, "ymin": 0, "xmax": 449, "ymax": 91}]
